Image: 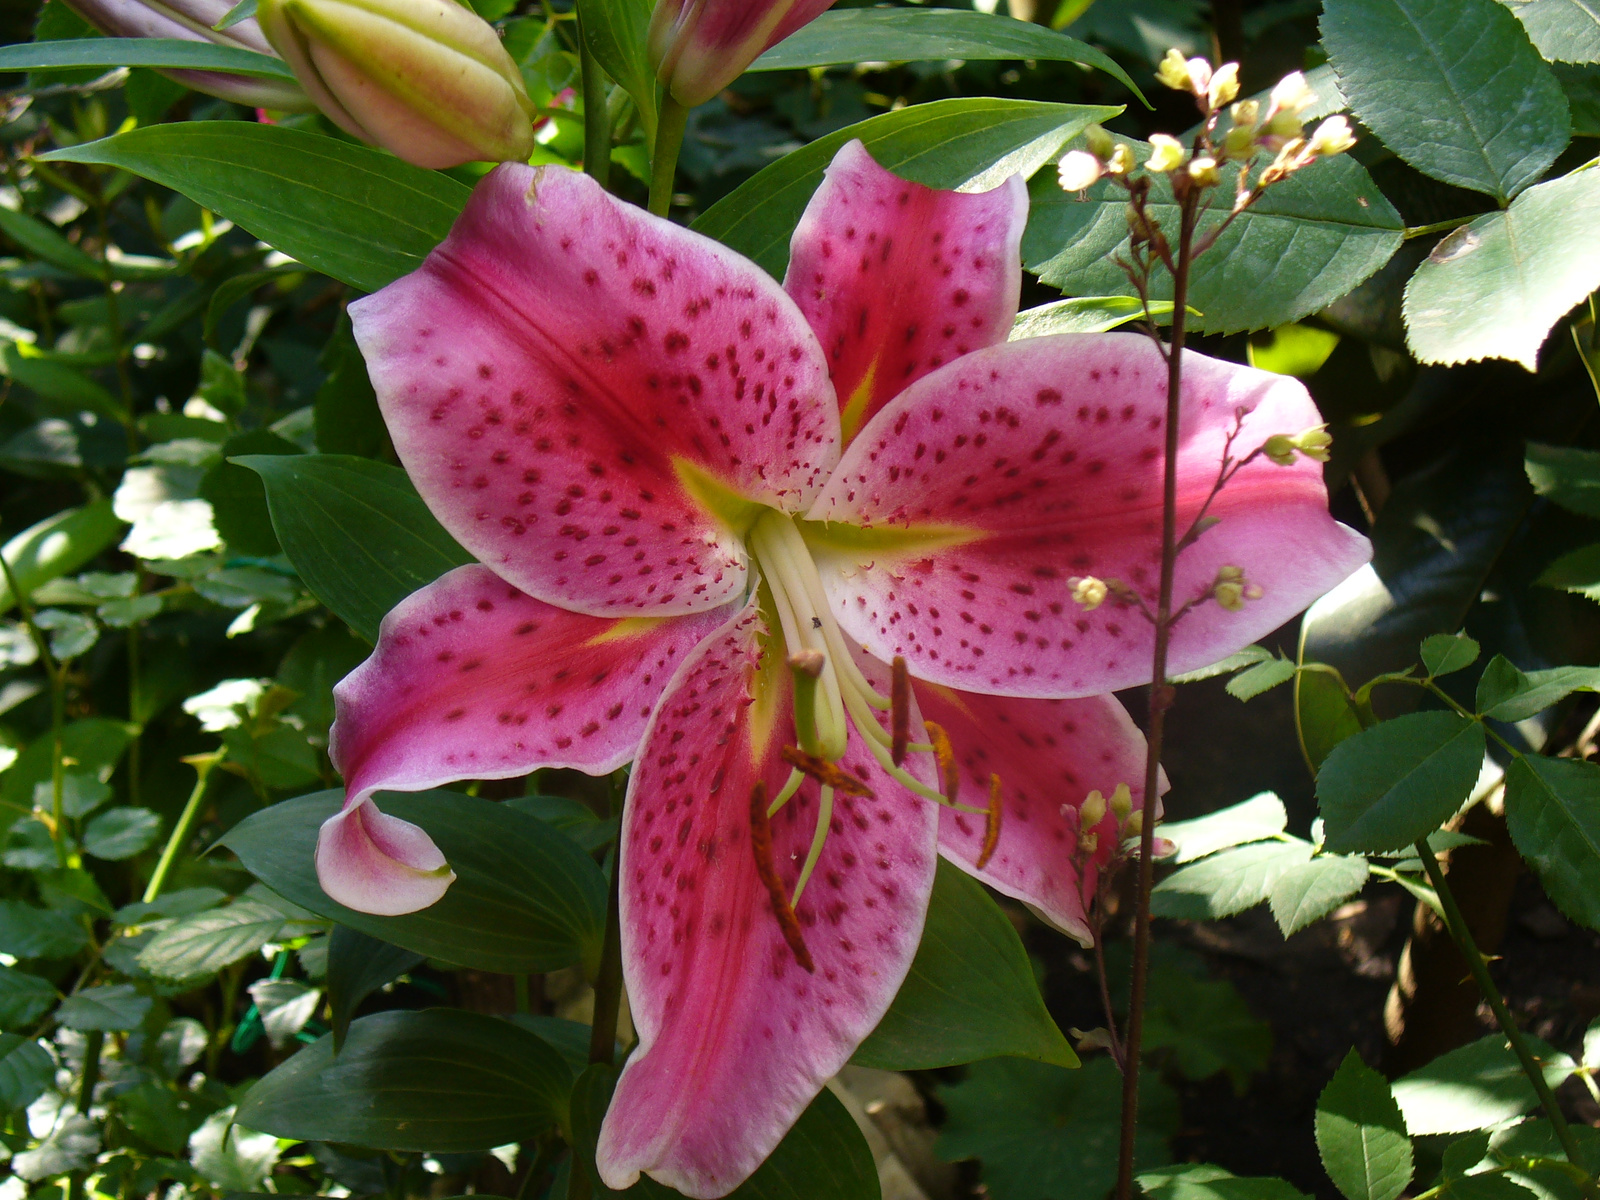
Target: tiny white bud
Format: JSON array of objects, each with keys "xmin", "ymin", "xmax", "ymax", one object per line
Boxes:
[
  {"xmin": 1156, "ymin": 48, "xmax": 1192, "ymax": 92},
  {"xmin": 1188, "ymin": 155, "xmax": 1220, "ymax": 187},
  {"xmin": 1207, "ymin": 62, "xmax": 1240, "ymax": 109},
  {"xmin": 1185, "ymin": 56, "xmax": 1213, "ymax": 97},
  {"xmin": 1058, "ymin": 150, "xmax": 1103, "ymax": 192},
  {"xmin": 1147, "ymin": 133, "xmax": 1185, "ymax": 174},
  {"xmin": 1270, "ymin": 70, "xmax": 1314, "ymax": 116},
  {"xmin": 1308, "ymin": 114, "xmax": 1357, "ymax": 157}
]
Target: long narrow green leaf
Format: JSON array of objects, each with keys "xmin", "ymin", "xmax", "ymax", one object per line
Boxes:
[{"xmin": 0, "ymin": 38, "xmax": 295, "ymax": 78}]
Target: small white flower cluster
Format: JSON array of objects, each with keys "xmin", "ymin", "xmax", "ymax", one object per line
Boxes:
[{"xmin": 1056, "ymin": 51, "xmax": 1357, "ymax": 198}]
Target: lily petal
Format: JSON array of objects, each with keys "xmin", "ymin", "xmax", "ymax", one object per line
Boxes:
[
  {"xmin": 915, "ymin": 683, "xmax": 1156, "ymax": 945},
  {"xmin": 807, "ymin": 333, "xmax": 1371, "ymax": 697},
  {"xmin": 330, "ymin": 564, "xmax": 729, "ymax": 805},
  {"xmin": 784, "ymin": 140, "xmax": 1027, "ymax": 444},
  {"xmin": 350, "ymin": 163, "xmax": 838, "ymax": 618},
  {"xmin": 315, "ymin": 798, "xmax": 455, "ymax": 916},
  {"xmin": 597, "ymin": 599, "xmax": 938, "ymax": 1198}
]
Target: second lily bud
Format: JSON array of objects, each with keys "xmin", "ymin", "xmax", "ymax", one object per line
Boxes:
[
  {"xmin": 649, "ymin": 0, "xmax": 835, "ymax": 108},
  {"xmin": 258, "ymin": 0, "xmax": 535, "ymax": 170}
]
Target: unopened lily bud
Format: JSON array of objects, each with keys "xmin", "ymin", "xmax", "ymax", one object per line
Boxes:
[
  {"xmin": 1058, "ymin": 150, "xmax": 1103, "ymax": 192},
  {"xmin": 1215, "ymin": 580, "xmax": 1246, "ymax": 611},
  {"xmin": 1309, "ymin": 115, "xmax": 1358, "ymax": 157},
  {"xmin": 257, "ymin": 0, "xmax": 535, "ymax": 169},
  {"xmin": 1107, "ymin": 143, "xmax": 1135, "ymax": 176},
  {"xmin": 1109, "ymin": 783, "xmax": 1133, "ymax": 825},
  {"xmin": 1147, "ymin": 134, "xmax": 1185, "ymax": 174},
  {"xmin": 1079, "ymin": 789, "xmax": 1108, "ymax": 829},
  {"xmin": 1071, "ymin": 576, "xmax": 1109, "ymax": 610},
  {"xmin": 1207, "ymin": 62, "xmax": 1240, "ymax": 110},
  {"xmin": 650, "ymin": 0, "xmax": 834, "ymax": 108},
  {"xmin": 1156, "ymin": 47, "xmax": 1192, "ymax": 92},
  {"xmin": 1086, "ymin": 123, "xmax": 1115, "ymax": 161},
  {"xmin": 1188, "ymin": 155, "xmax": 1220, "ymax": 188},
  {"xmin": 1270, "ymin": 70, "xmax": 1314, "ymax": 117},
  {"xmin": 60, "ymin": 0, "xmax": 312, "ymax": 109}
]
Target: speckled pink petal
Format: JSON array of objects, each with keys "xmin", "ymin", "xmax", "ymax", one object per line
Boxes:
[
  {"xmin": 350, "ymin": 163, "xmax": 838, "ymax": 618},
  {"xmin": 330, "ymin": 564, "xmax": 728, "ymax": 805},
  {"xmin": 596, "ymin": 600, "xmax": 938, "ymax": 1199},
  {"xmin": 784, "ymin": 141, "xmax": 1026, "ymax": 444},
  {"xmin": 315, "ymin": 798, "xmax": 455, "ymax": 916},
  {"xmin": 915, "ymin": 683, "xmax": 1156, "ymax": 945},
  {"xmin": 807, "ymin": 333, "xmax": 1372, "ymax": 698}
]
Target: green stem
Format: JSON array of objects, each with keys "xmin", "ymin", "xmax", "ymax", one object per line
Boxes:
[
  {"xmin": 143, "ymin": 751, "xmax": 225, "ymax": 904},
  {"xmin": 577, "ymin": 11, "xmax": 612, "ymax": 191},
  {"xmin": 648, "ymin": 97, "xmax": 689, "ymax": 218},
  {"xmin": 1115, "ymin": 184, "xmax": 1202, "ymax": 1200},
  {"xmin": 77, "ymin": 1030, "xmax": 103, "ymax": 1113},
  {"xmin": 1414, "ymin": 839, "xmax": 1597, "ymax": 1193}
]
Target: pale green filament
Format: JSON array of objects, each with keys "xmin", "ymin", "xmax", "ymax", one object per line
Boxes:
[
  {"xmin": 766, "ymin": 767, "xmax": 806, "ymax": 819},
  {"xmin": 790, "ymin": 784, "xmax": 834, "ymax": 907}
]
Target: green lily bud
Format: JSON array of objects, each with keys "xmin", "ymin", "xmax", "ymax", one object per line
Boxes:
[{"xmin": 258, "ymin": 0, "xmax": 535, "ymax": 169}]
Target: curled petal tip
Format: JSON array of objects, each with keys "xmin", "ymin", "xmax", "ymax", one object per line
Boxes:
[{"xmin": 315, "ymin": 799, "xmax": 455, "ymax": 916}]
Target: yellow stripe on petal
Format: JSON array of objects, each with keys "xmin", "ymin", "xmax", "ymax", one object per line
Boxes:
[
  {"xmin": 746, "ymin": 588, "xmax": 787, "ymax": 768},
  {"xmin": 838, "ymin": 357, "xmax": 880, "ymax": 445},
  {"xmin": 586, "ymin": 616, "xmax": 680, "ymax": 646},
  {"xmin": 797, "ymin": 518, "xmax": 980, "ymax": 559},
  {"xmin": 672, "ymin": 456, "xmax": 768, "ymax": 536}
]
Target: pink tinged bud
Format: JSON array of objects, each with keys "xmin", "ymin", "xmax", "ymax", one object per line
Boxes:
[
  {"xmin": 1057, "ymin": 149, "xmax": 1102, "ymax": 192},
  {"xmin": 257, "ymin": 0, "xmax": 536, "ymax": 169},
  {"xmin": 59, "ymin": 0, "xmax": 313, "ymax": 110},
  {"xmin": 649, "ymin": 0, "xmax": 836, "ymax": 108}
]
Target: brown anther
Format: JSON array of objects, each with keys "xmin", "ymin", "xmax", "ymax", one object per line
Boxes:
[
  {"xmin": 788, "ymin": 649, "xmax": 825, "ymax": 678},
  {"xmin": 891, "ymin": 655, "xmax": 910, "ymax": 767},
  {"xmin": 779, "ymin": 745, "xmax": 875, "ymax": 797},
  {"xmin": 922, "ymin": 720, "xmax": 959, "ymax": 806},
  {"xmin": 977, "ymin": 774, "xmax": 1003, "ymax": 870},
  {"xmin": 749, "ymin": 781, "xmax": 815, "ymax": 974}
]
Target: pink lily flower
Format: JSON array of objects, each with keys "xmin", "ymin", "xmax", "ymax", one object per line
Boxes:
[
  {"xmin": 649, "ymin": 0, "xmax": 837, "ymax": 107},
  {"xmin": 325, "ymin": 143, "xmax": 1370, "ymax": 1195}
]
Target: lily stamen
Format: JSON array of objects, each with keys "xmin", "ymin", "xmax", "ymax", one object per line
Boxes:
[
  {"xmin": 766, "ymin": 767, "xmax": 807, "ymax": 819},
  {"xmin": 787, "ymin": 650, "xmax": 827, "ymax": 757},
  {"xmin": 891, "ymin": 656, "xmax": 910, "ymax": 766},
  {"xmin": 749, "ymin": 781, "xmax": 815, "ymax": 974},
  {"xmin": 977, "ymin": 774, "xmax": 1004, "ymax": 869},
  {"xmin": 779, "ymin": 746, "xmax": 875, "ymax": 797},
  {"xmin": 922, "ymin": 720, "xmax": 960, "ymax": 806}
]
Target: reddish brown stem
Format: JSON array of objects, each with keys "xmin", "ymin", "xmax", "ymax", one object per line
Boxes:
[{"xmin": 1115, "ymin": 185, "xmax": 1201, "ymax": 1200}]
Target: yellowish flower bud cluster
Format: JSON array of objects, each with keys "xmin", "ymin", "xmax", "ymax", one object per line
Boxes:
[
  {"xmin": 1055, "ymin": 124, "xmax": 1134, "ymax": 194},
  {"xmin": 1263, "ymin": 423, "xmax": 1333, "ymax": 466},
  {"xmin": 1157, "ymin": 49, "xmax": 1239, "ymax": 112},
  {"xmin": 1076, "ymin": 782, "xmax": 1140, "ymax": 855},
  {"xmin": 1212, "ymin": 564, "xmax": 1263, "ymax": 612},
  {"xmin": 1069, "ymin": 575, "xmax": 1109, "ymax": 610}
]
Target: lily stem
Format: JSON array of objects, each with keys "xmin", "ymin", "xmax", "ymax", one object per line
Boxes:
[
  {"xmin": 142, "ymin": 750, "xmax": 225, "ymax": 905},
  {"xmin": 648, "ymin": 96, "xmax": 689, "ymax": 218},
  {"xmin": 1413, "ymin": 838, "xmax": 1597, "ymax": 1192},
  {"xmin": 576, "ymin": 11, "xmax": 611, "ymax": 192},
  {"xmin": 1115, "ymin": 185, "xmax": 1201, "ymax": 1200}
]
